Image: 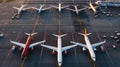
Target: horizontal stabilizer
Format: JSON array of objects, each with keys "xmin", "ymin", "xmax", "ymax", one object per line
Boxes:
[
  {"xmin": 52, "ymin": 34, "xmax": 67, "ymax": 38},
  {"xmin": 25, "ymin": 32, "xmax": 37, "ymax": 36},
  {"xmin": 78, "ymin": 33, "xmax": 91, "ymax": 36}
]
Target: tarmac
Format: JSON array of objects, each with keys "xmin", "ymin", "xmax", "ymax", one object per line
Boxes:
[{"xmin": 0, "ymin": 0, "xmax": 120, "ymax": 67}]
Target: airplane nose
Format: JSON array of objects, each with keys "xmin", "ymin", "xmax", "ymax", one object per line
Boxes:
[
  {"xmin": 58, "ymin": 62, "xmax": 62, "ymax": 66},
  {"xmin": 92, "ymin": 57, "xmax": 96, "ymax": 61}
]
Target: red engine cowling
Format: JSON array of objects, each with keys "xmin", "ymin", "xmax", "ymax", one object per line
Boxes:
[
  {"xmin": 64, "ymin": 50, "xmax": 67, "ymax": 54},
  {"xmin": 51, "ymin": 50, "xmax": 55, "ymax": 55}
]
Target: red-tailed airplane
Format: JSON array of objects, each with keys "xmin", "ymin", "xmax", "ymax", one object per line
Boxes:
[{"xmin": 10, "ymin": 33, "xmax": 46, "ymax": 59}]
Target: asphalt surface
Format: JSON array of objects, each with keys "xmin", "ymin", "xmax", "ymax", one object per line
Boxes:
[{"xmin": 0, "ymin": 0, "xmax": 120, "ymax": 67}]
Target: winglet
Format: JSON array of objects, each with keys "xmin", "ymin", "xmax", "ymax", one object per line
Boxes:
[{"xmin": 25, "ymin": 32, "xmax": 38, "ymax": 36}]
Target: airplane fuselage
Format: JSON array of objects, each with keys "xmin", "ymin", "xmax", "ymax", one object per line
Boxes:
[
  {"xmin": 21, "ymin": 35, "xmax": 32, "ymax": 59},
  {"xmin": 40, "ymin": 34, "xmax": 77, "ymax": 66},
  {"xmin": 89, "ymin": 3, "xmax": 97, "ymax": 14},
  {"xmin": 38, "ymin": 5, "xmax": 43, "ymax": 13},
  {"xmin": 74, "ymin": 5, "xmax": 79, "ymax": 15},
  {"xmin": 57, "ymin": 37, "xmax": 62, "ymax": 66},
  {"xmin": 58, "ymin": 3, "xmax": 62, "ymax": 12},
  {"xmin": 84, "ymin": 35, "xmax": 96, "ymax": 61},
  {"xmin": 18, "ymin": 5, "xmax": 24, "ymax": 14}
]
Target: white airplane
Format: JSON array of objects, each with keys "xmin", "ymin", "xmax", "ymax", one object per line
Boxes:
[
  {"xmin": 13, "ymin": 4, "xmax": 31, "ymax": 15},
  {"xmin": 51, "ymin": 3, "xmax": 69, "ymax": 12},
  {"xmin": 88, "ymin": 3, "xmax": 98, "ymax": 15},
  {"xmin": 66, "ymin": 5, "xmax": 87, "ymax": 15},
  {"xmin": 10, "ymin": 33, "xmax": 46, "ymax": 59},
  {"xmin": 95, "ymin": 1, "xmax": 120, "ymax": 7},
  {"xmin": 31, "ymin": 4, "xmax": 52, "ymax": 14},
  {"xmin": 83, "ymin": 0, "xmax": 99, "ymax": 16},
  {"xmin": 41, "ymin": 34, "xmax": 77, "ymax": 66},
  {"xmin": 71, "ymin": 30, "xmax": 106, "ymax": 61}
]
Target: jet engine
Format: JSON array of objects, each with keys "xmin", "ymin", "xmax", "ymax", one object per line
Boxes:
[
  {"xmin": 82, "ymin": 47, "xmax": 86, "ymax": 51},
  {"xmin": 51, "ymin": 50, "xmax": 55, "ymax": 55}
]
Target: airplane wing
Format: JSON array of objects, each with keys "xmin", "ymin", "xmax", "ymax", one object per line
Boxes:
[
  {"xmin": 62, "ymin": 45, "xmax": 77, "ymax": 52},
  {"xmin": 42, "ymin": 7, "xmax": 51, "ymax": 11},
  {"xmin": 66, "ymin": 8, "xmax": 75, "ymax": 12},
  {"xmin": 61, "ymin": 5, "xmax": 69, "ymax": 9},
  {"xmin": 92, "ymin": 40, "xmax": 106, "ymax": 48},
  {"xmin": 41, "ymin": 44, "xmax": 57, "ymax": 52},
  {"xmin": 70, "ymin": 41, "xmax": 86, "ymax": 48},
  {"xmin": 51, "ymin": 5, "xmax": 58, "ymax": 9},
  {"xmin": 29, "ymin": 40, "xmax": 46, "ymax": 48},
  {"xmin": 10, "ymin": 40, "xmax": 24, "ymax": 48},
  {"xmin": 31, "ymin": 7, "xmax": 39, "ymax": 10},
  {"xmin": 78, "ymin": 8, "xmax": 87, "ymax": 11},
  {"xmin": 13, "ymin": 7, "xmax": 19, "ymax": 10},
  {"xmin": 23, "ymin": 7, "xmax": 32, "ymax": 10}
]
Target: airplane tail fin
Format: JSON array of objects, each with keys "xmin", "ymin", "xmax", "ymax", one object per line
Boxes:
[
  {"xmin": 25, "ymin": 32, "xmax": 37, "ymax": 36},
  {"xmin": 78, "ymin": 28, "xmax": 91, "ymax": 36},
  {"xmin": 52, "ymin": 34, "xmax": 67, "ymax": 38}
]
